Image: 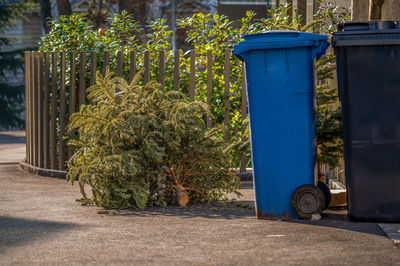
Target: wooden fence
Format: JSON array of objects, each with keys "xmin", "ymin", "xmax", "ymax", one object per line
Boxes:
[
  {"xmin": 24, "ymin": 50, "xmax": 248, "ymax": 173},
  {"xmin": 24, "ymin": 49, "xmax": 345, "ymax": 184}
]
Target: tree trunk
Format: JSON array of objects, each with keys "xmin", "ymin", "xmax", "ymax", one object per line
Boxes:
[
  {"xmin": 118, "ymin": 0, "xmax": 128, "ymax": 12},
  {"xmin": 351, "ymin": 0, "xmax": 369, "ymax": 21},
  {"xmin": 39, "ymin": 0, "xmax": 52, "ymax": 34},
  {"xmin": 369, "ymin": 0, "xmax": 385, "ymax": 20},
  {"xmin": 297, "ymin": 0, "xmax": 306, "ymax": 26},
  {"xmin": 128, "ymin": 0, "xmax": 147, "ymax": 25},
  {"xmin": 380, "ymin": 0, "xmax": 400, "ymax": 20},
  {"xmin": 56, "ymin": 0, "xmax": 72, "ymax": 16}
]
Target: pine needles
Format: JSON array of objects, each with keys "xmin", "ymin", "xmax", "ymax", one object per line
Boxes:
[{"xmin": 67, "ymin": 70, "xmax": 241, "ymax": 209}]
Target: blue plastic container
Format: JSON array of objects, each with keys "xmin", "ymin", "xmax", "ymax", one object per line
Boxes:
[{"xmin": 233, "ymin": 31, "xmax": 329, "ymax": 219}]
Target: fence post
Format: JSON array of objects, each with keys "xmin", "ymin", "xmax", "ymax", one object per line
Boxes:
[
  {"xmin": 158, "ymin": 50, "xmax": 165, "ymax": 90},
  {"xmin": 240, "ymin": 62, "xmax": 248, "ymax": 173},
  {"xmin": 33, "ymin": 53, "xmax": 39, "ymax": 167},
  {"xmin": 116, "ymin": 51, "xmax": 123, "ymax": 78},
  {"xmin": 90, "ymin": 51, "xmax": 97, "ymax": 86},
  {"xmin": 68, "ymin": 51, "xmax": 77, "ymax": 161},
  {"xmin": 144, "ymin": 51, "xmax": 150, "ymax": 84},
  {"xmin": 207, "ymin": 50, "xmax": 213, "ymax": 128},
  {"xmin": 89, "ymin": 51, "xmax": 97, "ymax": 106},
  {"xmin": 59, "ymin": 51, "xmax": 66, "ymax": 171},
  {"xmin": 224, "ymin": 49, "xmax": 231, "ymax": 142},
  {"xmin": 30, "ymin": 53, "xmax": 34, "ymax": 165},
  {"xmin": 50, "ymin": 52, "xmax": 58, "ymax": 170},
  {"xmin": 43, "ymin": 52, "xmax": 50, "ymax": 169},
  {"xmin": 24, "ymin": 52, "xmax": 30, "ymax": 164},
  {"xmin": 103, "ymin": 51, "xmax": 110, "ymax": 77},
  {"xmin": 174, "ymin": 50, "xmax": 180, "ymax": 92},
  {"xmin": 38, "ymin": 52, "xmax": 44, "ymax": 168},
  {"xmin": 129, "ymin": 51, "xmax": 136, "ymax": 83},
  {"xmin": 189, "ymin": 50, "xmax": 196, "ymax": 102},
  {"xmin": 79, "ymin": 52, "xmax": 86, "ymax": 107}
]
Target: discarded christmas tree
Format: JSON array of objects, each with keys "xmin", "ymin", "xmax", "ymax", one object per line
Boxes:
[{"xmin": 67, "ymin": 71, "xmax": 241, "ymax": 209}]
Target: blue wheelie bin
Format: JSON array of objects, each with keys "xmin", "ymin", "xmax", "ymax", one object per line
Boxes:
[{"xmin": 233, "ymin": 31, "xmax": 329, "ymax": 219}]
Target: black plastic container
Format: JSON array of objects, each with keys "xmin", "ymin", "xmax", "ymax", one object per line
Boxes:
[{"xmin": 332, "ymin": 21, "xmax": 400, "ymax": 222}]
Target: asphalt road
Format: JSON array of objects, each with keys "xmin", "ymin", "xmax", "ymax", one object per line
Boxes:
[{"xmin": 0, "ymin": 131, "xmax": 399, "ymax": 265}]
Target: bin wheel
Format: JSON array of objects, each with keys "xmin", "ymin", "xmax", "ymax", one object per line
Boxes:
[
  {"xmin": 291, "ymin": 184, "xmax": 326, "ymax": 219},
  {"xmin": 317, "ymin": 181, "xmax": 331, "ymax": 209}
]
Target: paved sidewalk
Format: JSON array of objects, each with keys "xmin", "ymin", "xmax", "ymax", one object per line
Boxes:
[
  {"xmin": 380, "ymin": 224, "xmax": 400, "ymax": 247},
  {"xmin": 0, "ymin": 131, "xmax": 399, "ymax": 265},
  {"xmin": 0, "ymin": 131, "xmax": 26, "ymax": 164}
]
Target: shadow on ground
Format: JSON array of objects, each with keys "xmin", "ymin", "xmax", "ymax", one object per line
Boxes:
[
  {"xmin": 279, "ymin": 209, "xmax": 387, "ymax": 237},
  {"xmin": 0, "ymin": 216, "xmax": 80, "ymax": 252},
  {"xmin": 104, "ymin": 201, "xmax": 255, "ymax": 220},
  {"xmin": 0, "ymin": 133, "xmax": 25, "ymax": 144},
  {"xmin": 88, "ymin": 181, "xmax": 256, "ymax": 219},
  {"xmin": 91, "ymin": 180, "xmax": 386, "ymax": 237},
  {"xmin": 238, "ymin": 181, "xmax": 386, "ymax": 237},
  {"xmin": 98, "ymin": 203, "xmax": 386, "ymax": 237}
]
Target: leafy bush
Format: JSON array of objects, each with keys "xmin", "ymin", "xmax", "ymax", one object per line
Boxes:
[
  {"xmin": 42, "ymin": 3, "xmax": 349, "ymax": 171},
  {"xmin": 314, "ymin": 4, "xmax": 349, "ymax": 170},
  {"xmin": 67, "ymin": 71, "xmax": 241, "ymax": 209},
  {"xmin": 178, "ymin": 4, "xmax": 349, "ymax": 170}
]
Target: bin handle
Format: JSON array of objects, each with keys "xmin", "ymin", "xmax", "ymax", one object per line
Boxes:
[
  {"xmin": 243, "ymin": 31, "xmax": 300, "ymax": 41},
  {"xmin": 338, "ymin": 22, "xmax": 371, "ymax": 31},
  {"xmin": 312, "ymin": 42, "xmax": 330, "ymax": 61},
  {"xmin": 233, "ymin": 40, "xmax": 324, "ymax": 59}
]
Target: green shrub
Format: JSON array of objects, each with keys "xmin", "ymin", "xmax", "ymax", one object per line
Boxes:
[
  {"xmin": 67, "ymin": 71, "xmax": 241, "ymax": 209},
  {"xmin": 178, "ymin": 4, "xmax": 349, "ymax": 169},
  {"xmin": 42, "ymin": 3, "xmax": 349, "ymax": 171}
]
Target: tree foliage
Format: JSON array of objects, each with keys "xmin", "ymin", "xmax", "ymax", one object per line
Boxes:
[
  {"xmin": 314, "ymin": 3, "xmax": 349, "ymax": 169},
  {"xmin": 0, "ymin": 0, "xmax": 34, "ymax": 129},
  {"xmin": 42, "ymin": 3, "xmax": 349, "ymax": 169},
  {"xmin": 67, "ymin": 71, "xmax": 241, "ymax": 209}
]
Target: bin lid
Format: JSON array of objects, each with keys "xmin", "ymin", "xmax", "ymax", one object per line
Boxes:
[
  {"xmin": 332, "ymin": 21, "xmax": 400, "ymax": 47},
  {"xmin": 233, "ymin": 31, "xmax": 328, "ymax": 61}
]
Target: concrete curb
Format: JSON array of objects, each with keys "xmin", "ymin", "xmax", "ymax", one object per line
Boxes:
[
  {"xmin": 18, "ymin": 161, "xmax": 67, "ymax": 179},
  {"xmin": 235, "ymin": 172, "xmax": 253, "ymax": 181},
  {"xmin": 379, "ymin": 224, "xmax": 400, "ymax": 247}
]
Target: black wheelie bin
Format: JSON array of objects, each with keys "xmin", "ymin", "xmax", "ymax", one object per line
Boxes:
[{"xmin": 332, "ymin": 21, "xmax": 400, "ymax": 222}]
